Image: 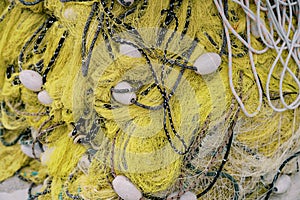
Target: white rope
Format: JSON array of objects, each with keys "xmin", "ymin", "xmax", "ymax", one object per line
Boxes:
[{"xmin": 214, "ymin": 0, "xmax": 300, "ymax": 116}]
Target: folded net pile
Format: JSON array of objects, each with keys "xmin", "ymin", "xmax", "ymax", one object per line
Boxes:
[{"xmin": 0, "ymin": 0, "xmax": 299, "ymax": 199}]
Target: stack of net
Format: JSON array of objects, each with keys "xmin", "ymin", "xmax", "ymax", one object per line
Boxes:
[{"xmin": 0, "ymin": 0, "xmax": 299, "ymax": 199}]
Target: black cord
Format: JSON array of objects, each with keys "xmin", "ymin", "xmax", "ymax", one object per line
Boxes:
[
  {"xmin": 19, "ymin": 0, "xmax": 44, "ymax": 6},
  {"xmin": 197, "ymin": 108, "xmax": 239, "ymax": 198},
  {"xmin": 264, "ymin": 151, "xmax": 300, "ymax": 199}
]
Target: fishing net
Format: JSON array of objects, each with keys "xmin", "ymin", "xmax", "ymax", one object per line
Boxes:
[{"xmin": 0, "ymin": 0, "xmax": 299, "ymax": 199}]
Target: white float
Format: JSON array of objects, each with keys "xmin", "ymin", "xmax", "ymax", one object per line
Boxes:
[
  {"xmin": 40, "ymin": 147, "xmax": 54, "ymax": 166},
  {"xmin": 273, "ymin": 174, "xmax": 292, "ymax": 194},
  {"xmin": 193, "ymin": 52, "xmax": 221, "ymax": 75},
  {"xmin": 167, "ymin": 191, "xmax": 197, "ymax": 200},
  {"xmin": 112, "ymin": 175, "xmax": 142, "ymax": 200},
  {"xmin": 20, "ymin": 143, "xmax": 42, "ymax": 158},
  {"xmin": 19, "ymin": 70, "xmax": 43, "ymax": 92},
  {"xmin": 38, "ymin": 90, "xmax": 53, "ymax": 105},
  {"xmin": 112, "ymin": 81, "xmax": 136, "ymax": 105},
  {"xmin": 119, "ymin": 43, "xmax": 142, "ymax": 58}
]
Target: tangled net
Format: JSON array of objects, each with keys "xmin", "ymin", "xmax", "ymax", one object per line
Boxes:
[{"xmin": 0, "ymin": 0, "xmax": 299, "ymax": 199}]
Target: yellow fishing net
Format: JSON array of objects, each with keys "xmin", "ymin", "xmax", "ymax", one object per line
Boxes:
[{"xmin": 0, "ymin": 0, "xmax": 299, "ymax": 199}]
